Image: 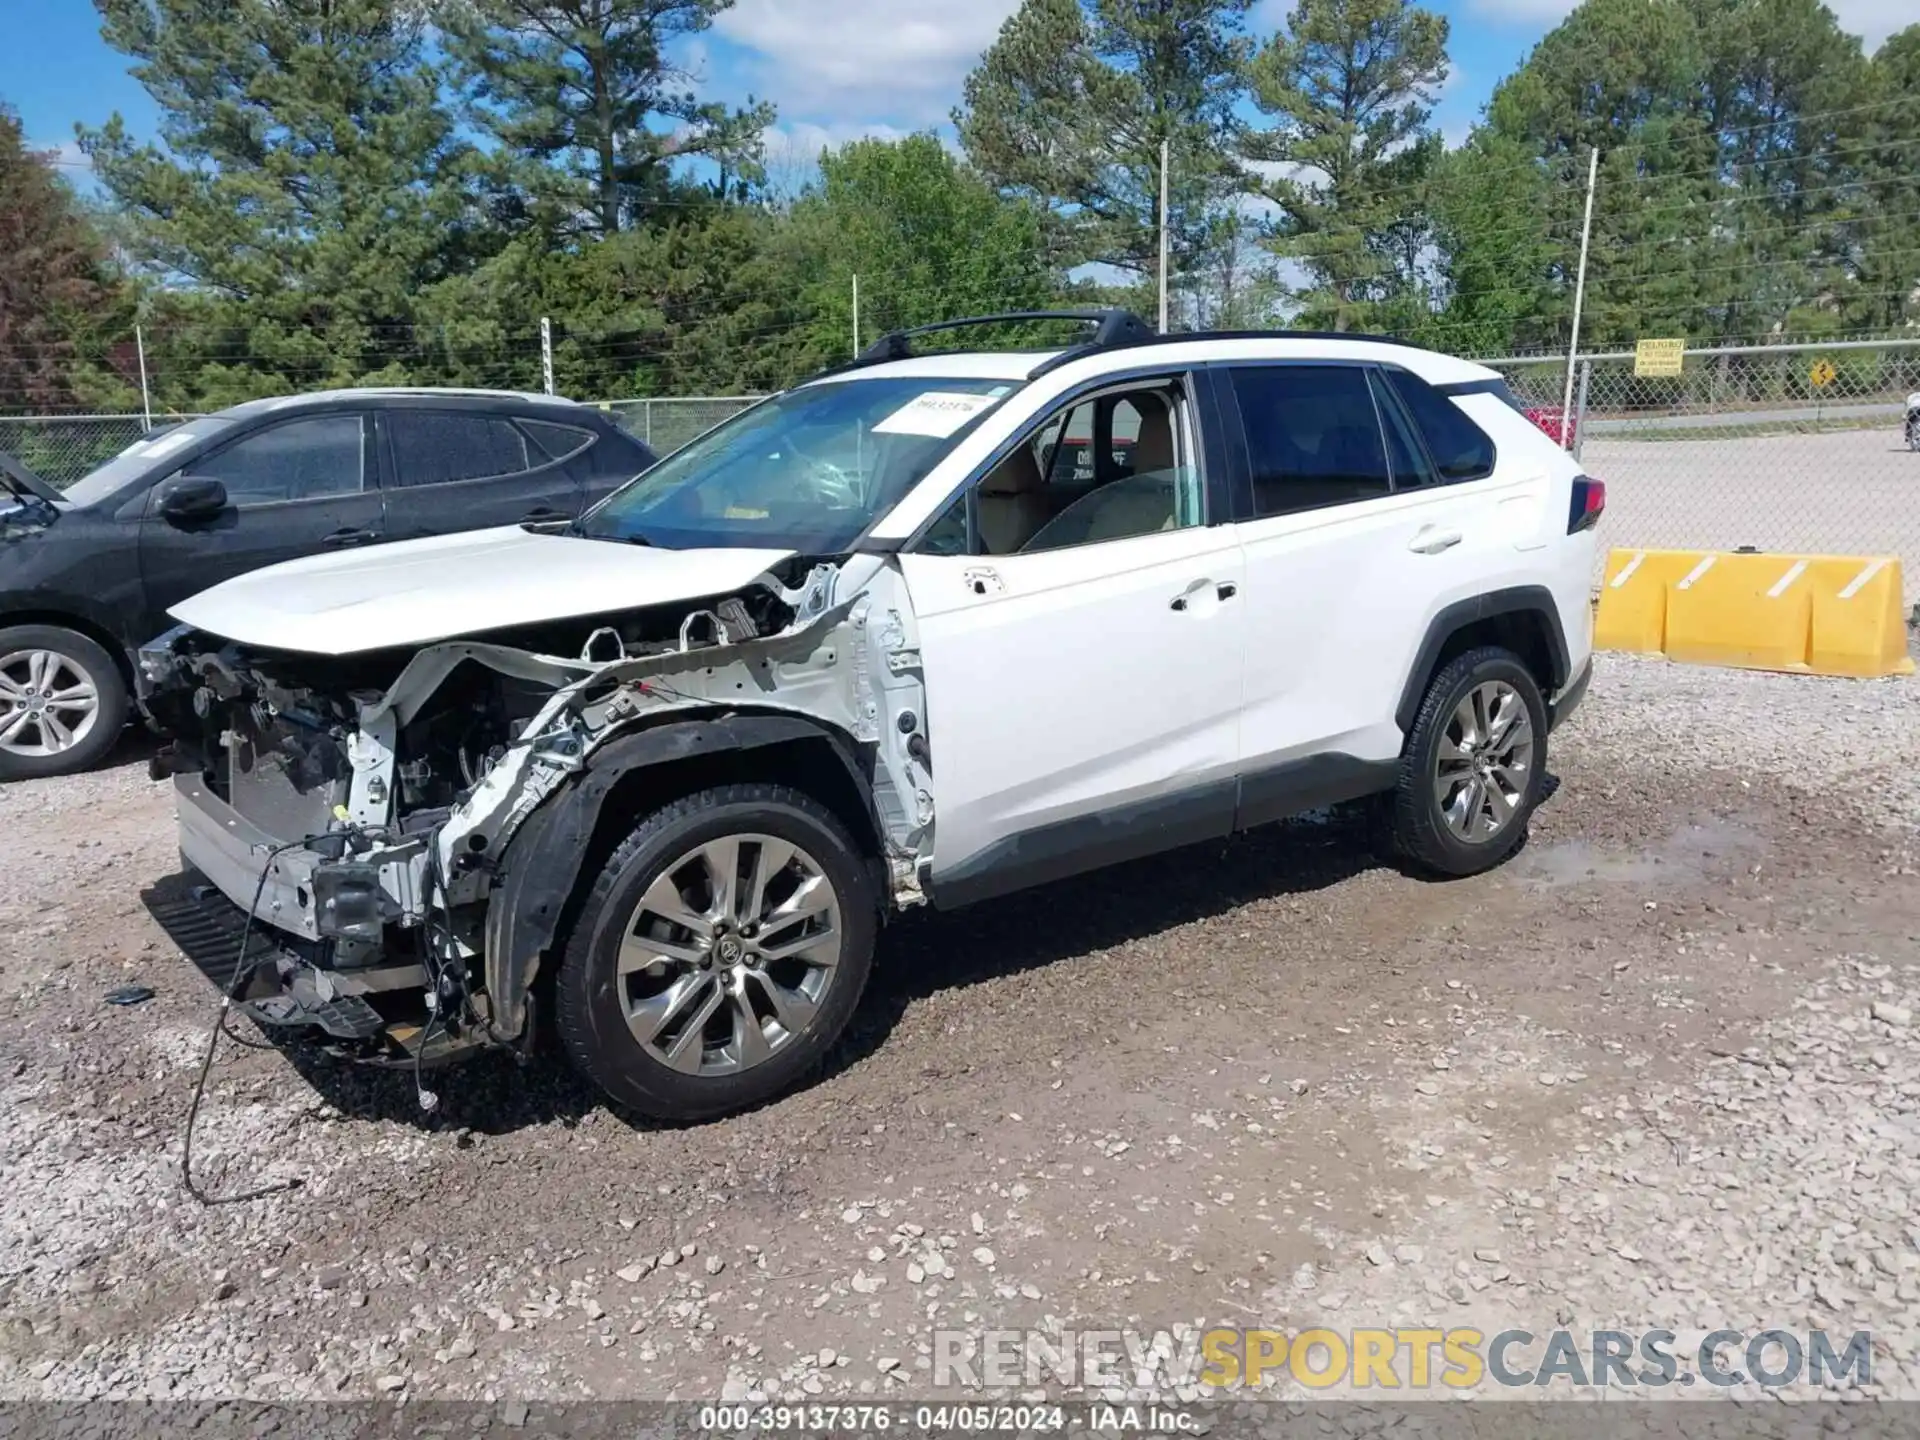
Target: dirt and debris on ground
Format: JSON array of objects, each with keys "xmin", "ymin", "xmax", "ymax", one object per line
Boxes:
[{"xmin": 0, "ymin": 654, "xmax": 1915, "ymax": 1405}]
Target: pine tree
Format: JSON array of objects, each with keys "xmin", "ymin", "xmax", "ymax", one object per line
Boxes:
[
  {"xmin": 442, "ymin": 0, "xmax": 773, "ymax": 236},
  {"xmin": 80, "ymin": 0, "xmax": 483, "ymax": 403},
  {"xmin": 955, "ymin": 0, "xmax": 1255, "ymax": 286},
  {"xmin": 1242, "ymin": 0, "xmax": 1449, "ymax": 332}
]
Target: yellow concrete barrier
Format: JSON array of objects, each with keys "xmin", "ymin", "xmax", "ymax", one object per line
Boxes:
[
  {"xmin": 1595, "ymin": 547, "xmax": 1914, "ymax": 678},
  {"xmin": 1594, "ymin": 549, "xmax": 1702, "ymax": 653}
]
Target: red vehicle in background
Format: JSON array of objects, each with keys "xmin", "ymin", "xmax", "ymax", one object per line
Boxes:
[{"xmin": 1524, "ymin": 404, "xmax": 1577, "ymax": 449}]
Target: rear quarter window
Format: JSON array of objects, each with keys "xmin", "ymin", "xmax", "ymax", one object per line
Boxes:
[{"xmin": 1385, "ymin": 370, "xmax": 1497, "ymax": 482}]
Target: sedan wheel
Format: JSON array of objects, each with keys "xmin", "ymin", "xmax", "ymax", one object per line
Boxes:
[
  {"xmin": 0, "ymin": 647, "xmax": 103, "ymax": 762},
  {"xmin": 1432, "ymin": 679, "xmax": 1535, "ymax": 843},
  {"xmin": 616, "ymin": 834, "xmax": 843, "ymax": 1077}
]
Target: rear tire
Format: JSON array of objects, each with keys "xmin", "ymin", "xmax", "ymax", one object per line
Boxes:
[
  {"xmin": 0, "ymin": 625, "xmax": 128, "ymax": 782},
  {"xmin": 1378, "ymin": 647, "xmax": 1547, "ymax": 878},
  {"xmin": 554, "ymin": 783, "xmax": 877, "ymax": 1122}
]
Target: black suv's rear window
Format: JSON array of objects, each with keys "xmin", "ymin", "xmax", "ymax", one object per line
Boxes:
[{"xmin": 1384, "ymin": 370, "xmax": 1497, "ymax": 483}]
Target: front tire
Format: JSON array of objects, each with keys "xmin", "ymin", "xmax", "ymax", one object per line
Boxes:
[
  {"xmin": 1378, "ymin": 647, "xmax": 1548, "ymax": 878},
  {"xmin": 0, "ymin": 625, "xmax": 128, "ymax": 781},
  {"xmin": 554, "ymin": 784, "xmax": 878, "ymax": 1122}
]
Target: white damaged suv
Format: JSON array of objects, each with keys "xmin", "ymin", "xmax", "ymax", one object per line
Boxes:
[{"xmin": 139, "ymin": 311, "xmax": 1601, "ymax": 1121}]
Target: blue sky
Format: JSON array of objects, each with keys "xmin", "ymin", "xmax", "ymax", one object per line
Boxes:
[{"xmin": 3, "ymin": 0, "xmax": 1909, "ymax": 180}]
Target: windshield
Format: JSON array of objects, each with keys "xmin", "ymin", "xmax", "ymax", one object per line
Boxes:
[
  {"xmin": 61, "ymin": 417, "xmax": 235, "ymax": 507},
  {"xmin": 578, "ymin": 376, "xmax": 1020, "ymax": 551}
]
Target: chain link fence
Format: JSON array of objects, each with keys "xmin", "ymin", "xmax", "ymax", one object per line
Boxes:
[
  {"xmin": 0, "ymin": 413, "xmax": 186, "ymax": 490},
  {"xmin": 7, "ymin": 347, "xmax": 1918, "ymax": 608},
  {"xmin": 1486, "ymin": 338, "xmax": 1920, "ymax": 605},
  {"xmin": 597, "ymin": 396, "xmax": 763, "ymax": 457}
]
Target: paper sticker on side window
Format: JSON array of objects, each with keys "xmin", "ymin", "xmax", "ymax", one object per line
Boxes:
[{"xmin": 871, "ymin": 392, "xmax": 999, "ymax": 438}]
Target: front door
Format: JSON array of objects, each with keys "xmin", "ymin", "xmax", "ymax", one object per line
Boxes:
[
  {"xmin": 137, "ymin": 412, "xmax": 384, "ymax": 636},
  {"xmin": 900, "ymin": 374, "xmax": 1245, "ymax": 906}
]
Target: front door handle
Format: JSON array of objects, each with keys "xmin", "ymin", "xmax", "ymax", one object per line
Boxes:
[
  {"xmin": 1408, "ymin": 527, "xmax": 1463, "ymax": 555},
  {"xmin": 321, "ymin": 528, "xmax": 378, "ymax": 549},
  {"xmin": 1170, "ymin": 579, "xmax": 1237, "ymax": 611}
]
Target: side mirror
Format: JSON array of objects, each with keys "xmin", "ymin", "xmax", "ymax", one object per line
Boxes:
[{"xmin": 156, "ymin": 476, "xmax": 228, "ymax": 521}]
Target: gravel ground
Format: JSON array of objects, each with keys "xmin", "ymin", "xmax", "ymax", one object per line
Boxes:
[{"xmin": 0, "ymin": 653, "xmax": 1916, "ymax": 1410}]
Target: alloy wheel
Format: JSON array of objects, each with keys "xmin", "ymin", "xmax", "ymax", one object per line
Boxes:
[
  {"xmin": 1432, "ymin": 680, "xmax": 1534, "ymax": 843},
  {"xmin": 615, "ymin": 834, "xmax": 843, "ymax": 1077},
  {"xmin": 0, "ymin": 649, "xmax": 102, "ymax": 760}
]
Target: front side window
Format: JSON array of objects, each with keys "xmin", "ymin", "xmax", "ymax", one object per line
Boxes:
[
  {"xmin": 189, "ymin": 416, "xmax": 365, "ymax": 506},
  {"xmin": 1385, "ymin": 370, "xmax": 1497, "ymax": 482},
  {"xmin": 1232, "ymin": 366, "xmax": 1392, "ymax": 519},
  {"xmin": 579, "ymin": 377, "xmax": 1020, "ymax": 551},
  {"xmin": 934, "ymin": 379, "xmax": 1203, "ymax": 557},
  {"xmin": 389, "ymin": 413, "xmax": 534, "ymax": 487}
]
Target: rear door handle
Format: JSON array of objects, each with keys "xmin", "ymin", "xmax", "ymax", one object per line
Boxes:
[
  {"xmin": 1408, "ymin": 527, "xmax": 1463, "ymax": 555},
  {"xmin": 321, "ymin": 528, "xmax": 378, "ymax": 549}
]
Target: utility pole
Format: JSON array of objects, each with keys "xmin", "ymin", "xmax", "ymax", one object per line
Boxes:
[
  {"xmin": 1157, "ymin": 138, "xmax": 1171, "ymax": 334},
  {"xmin": 852, "ymin": 274, "xmax": 861, "ymax": 358},
  {"xmin": 1560, "ymin": 147, "xmax": 1600, "ymax": 450},
  {"xmin": 134, "ymin": 324, "xmax": 152, "ymax": 433},
  {"xmin": 540, "ymin": 316, "xmax": 555, "ymax": 397}
]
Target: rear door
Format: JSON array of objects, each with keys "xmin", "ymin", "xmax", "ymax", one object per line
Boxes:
[
  {"xmin": 137, "ymin": 411, "xmax": 383, "ymax": 633},
  {"xmin": 378, "ymin": 409, "xmax": 587, "ymax": 541},
  {"xmin": 1225, "ymin": 363, "xmax": 1487, "ymax": 810}
]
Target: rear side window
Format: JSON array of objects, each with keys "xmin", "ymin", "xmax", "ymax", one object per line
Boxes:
[
  {"xmin": 519, "ymin": 419, "xmax": 596, "ymax": 463},
  {"xmin": 1384, "ymin": 371, "xmax": 1497, "ymax": 482},
  {"xmin": 1230, "ymin": 366, "xmax": 1392, "ymax": 518},
  {"xmin": 1368, "ymin": 370, "xmax": 1436, "ymax": 487},
  {"xmin": 388, "ymin": 413, "xmax": 533, "ymax": 487}
]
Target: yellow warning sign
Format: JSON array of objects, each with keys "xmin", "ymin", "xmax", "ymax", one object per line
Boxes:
[
  {"xmin": 1634, "ymin": 338, "xmax": 1685, "ymax": 378},
  {"xmin": 1809, "ymin": 360, "xmax": 1837, "ymax": 388}
]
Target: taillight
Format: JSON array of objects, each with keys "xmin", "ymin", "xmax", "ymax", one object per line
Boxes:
[{"xmin": 1569, "ymin": 476, "xmax": 1605, "ymax": 533}]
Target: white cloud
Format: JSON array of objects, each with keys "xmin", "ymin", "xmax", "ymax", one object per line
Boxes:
[
  {"xmin": 762, "ymin": 119, "xmax": 912, "ymax": 163},
  {"xmin": 1467, "ymin": 0, "xmax": 1905, "ymax": 46},
  {"xmin": 30, "ymin": 138, "xmax": 91, "ymax": 173},
  {"xmin": 1828, "ymin": 0, "xmax": 1913, "ymax": 47},
  {"xmin": 714, "ymin": 0, "xmax": 1023, "ymax": 121}
]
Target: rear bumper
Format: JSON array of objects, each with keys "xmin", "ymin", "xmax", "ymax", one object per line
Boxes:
[{"xmin": 1549, "ymin": 656, "xmax": 1592, "ymax": 732}]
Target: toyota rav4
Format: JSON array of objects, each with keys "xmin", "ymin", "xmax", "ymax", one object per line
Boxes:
[{"xmin": 139, "ymin": 311, "xmax": 1601, "ymax": 1122}]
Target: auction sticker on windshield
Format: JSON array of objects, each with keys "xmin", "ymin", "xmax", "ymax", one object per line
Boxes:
[{"xmin": 872, "ymin": 391, "xmax": 1001, "ymax": 438}]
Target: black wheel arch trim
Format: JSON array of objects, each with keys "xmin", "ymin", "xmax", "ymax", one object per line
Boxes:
[
  {"xmin": 1394, "ymin": 586, "xmax": 1571, "ymax": 736},
  {"xmin": 481, "ymin": 711, "xmax": 878, "ymax": 1041}
]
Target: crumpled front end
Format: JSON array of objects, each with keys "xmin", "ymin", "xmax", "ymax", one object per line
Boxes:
[{"xmin": 137, "ymin": 554, "xmax": 935, "ymax": 1066}]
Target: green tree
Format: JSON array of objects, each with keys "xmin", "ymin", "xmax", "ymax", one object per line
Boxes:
[
  {"xmin": 442, "ymin": 0, "xmax": 773, "ymax": 237},
  {"xmin": 0, "ymin": 106, "xmax": 133, "ymax": 412},
  {"xmin": 1242, "ymin": 0, "xmax": 1449, "ymax": 332},
  {"xmin": 955, "ymin": 0, "xmax": 1255, "ymax": 286},
  {"xmin": 786, "ymin": 134, "xmax": 1067, "ymax": 356},
  {"xmin": 79, "ymin": 0, "xmax": 485, "ymax": 406},
  {"xmin": 1479, "ymin": 0, "xmax": 1874, "ymax": 348},
  {"xmin": 1846, "ymin": 25, "xmax": 1920, "ymax": 333}
]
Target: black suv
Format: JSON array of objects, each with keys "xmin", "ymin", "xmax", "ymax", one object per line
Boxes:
[{"xmin": 0, "ymin": 388, "xmax": 657, "ymax": 779}]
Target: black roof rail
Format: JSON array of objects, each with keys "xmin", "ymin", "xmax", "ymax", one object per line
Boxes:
[
  {"xmin": 849, "ymin": 308, "xmax": 1157, "ymax": 369},
  {"xmin": 1027, "ymin": 325, "xmax": 1436, "ymax": 379}
]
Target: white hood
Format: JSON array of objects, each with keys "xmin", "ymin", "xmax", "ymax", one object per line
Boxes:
[{"xmin": 169, "ymin": 526, "xmax": 798, "ymax": 656}]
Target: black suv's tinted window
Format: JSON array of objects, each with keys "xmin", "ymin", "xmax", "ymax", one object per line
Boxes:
[
  {"xmin": 192, "ymin": 416, "xmax": 365, "ymax": 506},
  {"xmin": 1231, "ymin": 366, "xmax": 1392, "ymax": 518},
  {"xmin": 520, "ymin": 419, "xmax": 596, "ymax": 463},
  {"xmin": 389, "ymin": 413, "xmax": 533, "ymax": 487},
  {"xmin": 1384, "ymin": 370, "xmax": 1497, "ymax": 482}
]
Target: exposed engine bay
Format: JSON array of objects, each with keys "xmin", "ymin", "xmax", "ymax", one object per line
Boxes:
[{"xmin": 137, "ymin": 554, "xmax": 933, "ymax": 1066}]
